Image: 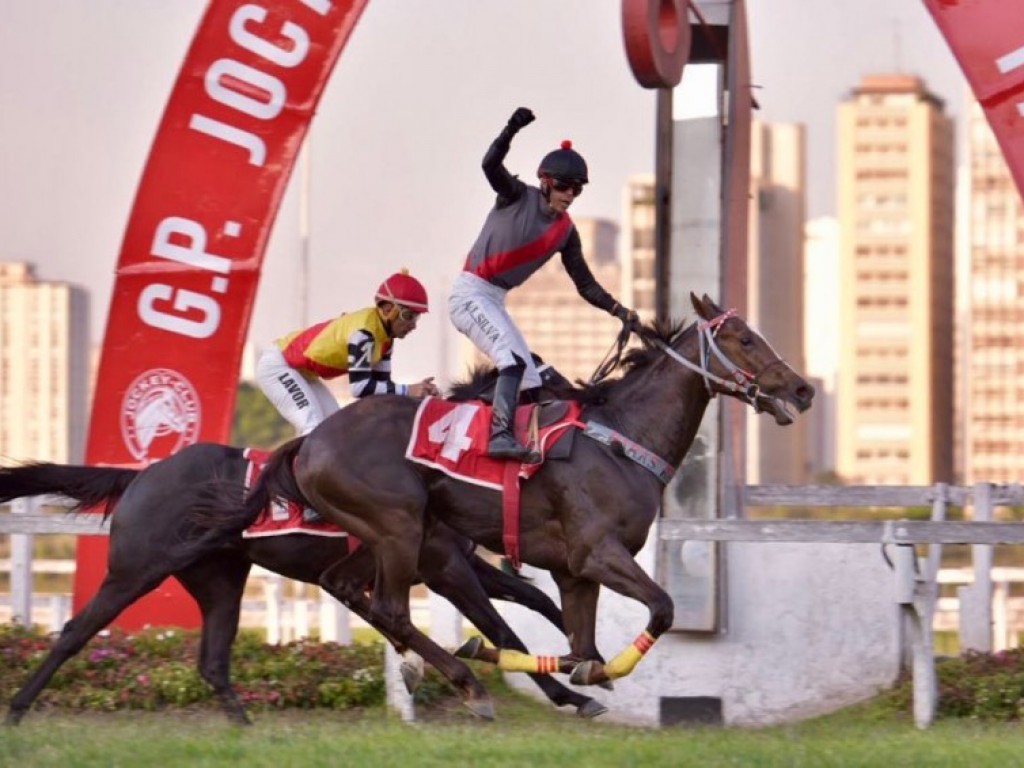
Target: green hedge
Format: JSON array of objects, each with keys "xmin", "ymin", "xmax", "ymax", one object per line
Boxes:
[{"xmin": 0, "ymin": 623, "xmax": 459, "ymax": 714}]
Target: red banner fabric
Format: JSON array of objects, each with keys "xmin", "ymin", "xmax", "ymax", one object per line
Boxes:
[
  {"xmin": 923, "ymin": 0, "xmax": 1024, "ymax": 196},
  {"xmin": 75, "ymin": 0, "xmax": 369, "ymax": 628}
]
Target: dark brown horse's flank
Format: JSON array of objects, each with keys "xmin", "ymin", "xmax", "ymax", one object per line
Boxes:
[
  {"xmin": 199, "ymin": 292, "xmax": 815, "ymax": 718},
  {"xmin": 0, "ymin": 443, "xmax": 606, "ymax": 725}
]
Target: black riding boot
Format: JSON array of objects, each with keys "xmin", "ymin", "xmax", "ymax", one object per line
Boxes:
[{"xmin": 488, "ymin": 368, "xmax": 540, "ymax": 463}]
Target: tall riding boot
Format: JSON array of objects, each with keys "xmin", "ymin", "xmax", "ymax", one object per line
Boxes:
[{"xmin": 488, "ymin": 368, "xmax": 540, "ymax": 463}]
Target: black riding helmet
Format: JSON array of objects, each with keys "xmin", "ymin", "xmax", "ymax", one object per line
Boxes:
[{"xmin": 537, "ymin": 140, "xmax": 589, "ymax": 184}]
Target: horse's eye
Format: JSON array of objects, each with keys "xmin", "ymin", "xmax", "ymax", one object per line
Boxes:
[{"xmin": 740, "ymin": 335, "xmax": 754, "ymax": 347}]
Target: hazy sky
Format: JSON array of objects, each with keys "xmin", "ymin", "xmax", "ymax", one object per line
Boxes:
[{"xmin": 0, "ymin": 1, "xmax": 968, "ymax": 384}]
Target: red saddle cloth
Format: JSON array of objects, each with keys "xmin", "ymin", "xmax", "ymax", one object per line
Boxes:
[
  {"xmin": 240, "ymin": 448, "xmax": 349, "ymax": 539},
  {"xmin": 405, "ymin": 398, "xmax": 581, "ymax": 489}
]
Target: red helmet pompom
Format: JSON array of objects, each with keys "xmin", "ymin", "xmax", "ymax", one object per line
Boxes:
[{"xmin": 560, "ymin": 140, "xmax": 573, "ymax": 150}]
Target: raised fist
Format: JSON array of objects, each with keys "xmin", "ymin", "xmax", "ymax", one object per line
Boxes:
[{"xmin": 507, "ymin": 107, "xmax": 535, "ymax": 133}]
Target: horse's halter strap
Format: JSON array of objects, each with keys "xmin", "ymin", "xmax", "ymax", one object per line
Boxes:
[{"xmin": 651, "ymin": 309, "xmax": 762, "ymax": 407}]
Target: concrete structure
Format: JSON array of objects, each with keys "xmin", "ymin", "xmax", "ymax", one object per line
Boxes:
[
  {"xmin": 502, "ymin": 538, "xmax": 898, "ymax": 727},
  {"xmin": 961, "ymin": 99, "xmax": 1024, "ymax": 484},
  {"xmin": 0, "ymin": 262, "xmax": 89, "ymax": 463},
  {"xmin": 747, "ymin": 121, "xmax": 810, "ymax": 484},
  {"xmin": 836, "ymin": 74, "xmax": 956, "ymax": 485}
]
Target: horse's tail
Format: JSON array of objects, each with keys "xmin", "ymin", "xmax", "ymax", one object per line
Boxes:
[
  {"xmin": 190, "ymin": 436, "xmax": 309, "ymax": 534},
  {"xmin": 0, "ymin": 462, "xmax": 139, "ymax": 520}
]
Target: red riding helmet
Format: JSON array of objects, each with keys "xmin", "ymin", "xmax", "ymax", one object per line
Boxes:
[
  {"xmin": 537, "ymin": 139, "xmax": 589, "ymax": 184},
  {"xmin": 375, "ymin": 269, "xmax": 429, "ymax": 313}
]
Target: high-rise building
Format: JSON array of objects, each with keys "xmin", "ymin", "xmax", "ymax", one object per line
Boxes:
[
  {"xmin": 803, "ymin": 216, "xmax": 840, "ymax": 478},
  {"xmin": 962, "ymin": 99, "xmax": 1024, "ymax": 484},
  {"xmin": 622, "ymin": 174, "xmax": 657, "ymax": 323},
  {"xmin": 836, "ymin": 74, "xmax": 955, "ymax": 484},
  {"xmin": 0, "ymin": 262, "xmax": 89, "ymax": 463},
  {"xmin": 484, "ymin": 217, "xmax": 622, "ymax": 385},
  {"xmin": 747, "ymin": 121, "xmax": 810, "ymax": 484}
]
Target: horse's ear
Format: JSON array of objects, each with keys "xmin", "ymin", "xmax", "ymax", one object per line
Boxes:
[
  {"xmin": 690, "ymin": 292, "xmax": 704, "ymax": 317},
  {"xmin": 701, "ymin": 293, "xmax": 725, "ymax": 316}
]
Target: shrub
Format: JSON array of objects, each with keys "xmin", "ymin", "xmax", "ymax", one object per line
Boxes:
[
  {"xmin": 883, "ymin": 647, "xmax": 1024, "ymax": 721},
  {"xmin": 0, "ymin": 623, "xmax": 456, "ymax": 714}
]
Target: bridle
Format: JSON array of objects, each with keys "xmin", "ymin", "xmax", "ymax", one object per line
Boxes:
[{"xmin": 650, "ymin": 309, "xmax": 787, "ymax": 412}]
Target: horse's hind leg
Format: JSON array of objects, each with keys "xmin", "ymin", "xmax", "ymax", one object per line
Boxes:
[
  {"xmin": 319, "ymin": 545, "xmax": 495, "ymax": 720},
  {"xmin": 6, "ymin": 571, "xmax": 166, "ymax": 725},
  {"xmin": 176, "ymin": 551, "xmax": 252, "ymax": 725}
]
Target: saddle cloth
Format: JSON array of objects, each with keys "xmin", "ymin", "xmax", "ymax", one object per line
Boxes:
[
  {"xmin": 240, "ymin": 448, "xmax": 349, "ymax": 539},
  {"xmin": 405, "ymin": 397, "xmax": 581, "ymax": 490}
]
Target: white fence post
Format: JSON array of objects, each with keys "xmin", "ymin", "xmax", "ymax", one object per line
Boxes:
[
  {"xmin": 264, "ymin": 574, "xmax": 283, "ymax": 645},
  {"xmin": 894, "ymin": 541, "xmax": 936, "ymax": 729},
  {"xmin": 293, "ymin": 597, "xmax": 310, "ymax": 640},
  {"xmin": 959, "ymin": 483, "xmax": 994, "ymax": 652},
  {"xmin": 428, "ymin": 590, "xmax": 463, "ymax": 649},
  {"xmin": 318, "ymin": 589, "xmax": 351, "ymax": 645},
  {"xmin": 10, "ymin": 497, "xmax": 35, "ymax": 626},
  {"xmin": 384, "ymin": 642, "xmax": 415, "ymax": 722}
]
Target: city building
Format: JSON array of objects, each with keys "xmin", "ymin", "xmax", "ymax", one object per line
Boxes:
[
  {"xmin": 803, "ymin": 216, "xmax": 840, "ymax": 478},
  {"xmin": 622, "ymin": 174, "xmax": 657, "ymax": 324},
  {"xmin": 836, "ymin": 74, "xmax": 955, "ymax": 484},
  {"xmin": 747, "ymin": 121, "xmax": 811, "ymax": 484},
  {"xmin": 0, "ymin": 262, "xmax": 89, "ymax": 463},
  {"xmin": 961, "ymin": 99, "xmax": 1024, "ymax": 484}
]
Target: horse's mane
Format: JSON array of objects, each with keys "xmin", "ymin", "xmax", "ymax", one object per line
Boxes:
[
  {"xmin": 447, "ymin": 364, "xmax": 501, "ymax": 402},
  {"xmin": 445, "ymin": 318, "xmax": 690, "ymax": 407}
]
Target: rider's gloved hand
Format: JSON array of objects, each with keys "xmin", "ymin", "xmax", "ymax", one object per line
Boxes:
[{"xmin": 507, "ymin": 107, "xmax": 535, "ymax": 135}]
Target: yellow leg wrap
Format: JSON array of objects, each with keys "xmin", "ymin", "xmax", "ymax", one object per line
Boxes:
[
  {"xmin": 496, "ymin": 650, "xmax": 561, "ymax": 674},
  {"xmin": 604, "ymin": 631, "xmax": 657, "ymax": 679}
]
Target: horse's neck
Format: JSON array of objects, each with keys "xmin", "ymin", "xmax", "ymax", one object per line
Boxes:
[{"xmin": 594, "ymin": 330, "xmax": 711, "ymax": 467}]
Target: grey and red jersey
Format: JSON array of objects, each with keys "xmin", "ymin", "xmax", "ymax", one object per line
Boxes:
[{"xmin": 460, "ymin": 129, "xmax": 619, "ymax": 314}]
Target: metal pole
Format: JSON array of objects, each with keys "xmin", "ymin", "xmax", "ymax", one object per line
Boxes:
[{"xmin": 654, "ymin": 87, "xmax": 674, "ymax": 324}]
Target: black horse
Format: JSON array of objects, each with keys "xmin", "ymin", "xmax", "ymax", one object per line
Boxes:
[
  {"xmin": 193, "ymin": 293, "xmax": 814, "ymax": 718},
  {"xmin": 0, "ymin": 442, "xmax": 607, "ymax": 725}
]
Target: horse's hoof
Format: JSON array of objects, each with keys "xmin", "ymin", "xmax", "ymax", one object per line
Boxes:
[
  {"xmin": 576, "ymin": 699, "xmax": 609, "ymax": 719},
  {"xmin": 597, "ymin": 679, "xmax": 615, "ymax": 691},
  {"xmin": 4, "ymin": 709, "xmax": 25, "ymax": 727},
  {"xmin": 400, "ymin": 661, "xmax": 423, "ymax": 694},
  {"xmin": 454, "ymin": 636, "xmax": 485, "ymax": 660},
  {"xmin": 462, "ymin": 695, "xmax": 496, "ymax": 721},
  {"xmin": 569, "ymin": 660, "xmax": 609, "ymax": 687}
]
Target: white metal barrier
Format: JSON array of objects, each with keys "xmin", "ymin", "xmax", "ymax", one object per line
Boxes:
[{"xmin": 7, "ymin": 482, "xmax": 1024, "ymax": 726}]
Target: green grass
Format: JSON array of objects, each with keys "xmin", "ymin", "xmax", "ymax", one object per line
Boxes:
[{"xmin": 5, "ymin": 686, "xmax": 1024, "ymax": 767}]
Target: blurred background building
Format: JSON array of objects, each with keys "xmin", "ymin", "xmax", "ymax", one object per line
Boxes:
[
  {"xmin": 0, "ymin": 262, "xmax": 88, "ymax": 463},
  {"xmin": 835, "ymin": 74, "xmax": 955, "ymax": 485}
]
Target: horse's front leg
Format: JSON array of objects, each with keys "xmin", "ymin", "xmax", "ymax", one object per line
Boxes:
[
  {"xmin": 550, "ymin": 572, "xmax": 603, "ymax": 663},
  {"xmin": 565, "ymin": 540, "xmax": 673, "ymax": 686}
]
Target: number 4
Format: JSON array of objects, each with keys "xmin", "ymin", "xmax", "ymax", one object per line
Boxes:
[{"xmin": 427, "ymin": 404, "xmax": 479, "ymax": 462}]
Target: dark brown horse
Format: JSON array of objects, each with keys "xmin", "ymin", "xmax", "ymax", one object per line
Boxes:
[
  {"xmin": 0, "ymin": 442, "xmax": 607, "ymax": 725},
  {"xmin": 196, "ymin": 294, "xmax": 814, "ymax": 718}
]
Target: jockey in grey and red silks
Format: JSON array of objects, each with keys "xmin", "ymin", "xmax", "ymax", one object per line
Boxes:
[{"xmin": 448, "ymin": 107, "xmax": 638, "ymax": 463}]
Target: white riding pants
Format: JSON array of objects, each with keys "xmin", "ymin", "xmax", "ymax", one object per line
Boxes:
[
  {"xmin": 448, "ymin": 271, "xmax": 541, "ymax": 389},
  {"xmin": 255, "ymin": 347, "xmax": 340, "ymax": 436}
]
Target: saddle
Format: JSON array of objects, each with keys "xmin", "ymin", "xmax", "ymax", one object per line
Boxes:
[{"xmin": 514, "ymin": 400, "xmax": 576, "ymax": 461}]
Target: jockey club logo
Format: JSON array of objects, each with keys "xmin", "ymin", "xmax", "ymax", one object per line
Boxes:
[{"xmin": 120, "ymin": 368, "xmax": 202, "ymax": 461}]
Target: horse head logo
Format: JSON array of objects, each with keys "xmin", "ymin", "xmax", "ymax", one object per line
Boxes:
[{"xmin": 120, "ymin": 368, "xmax": 201, "ymax": 460}]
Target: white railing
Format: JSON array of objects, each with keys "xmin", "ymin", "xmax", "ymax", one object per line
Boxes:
[{"xmin": 6, "ymin": 481, "xmax": 1024, "ymax": 727}]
